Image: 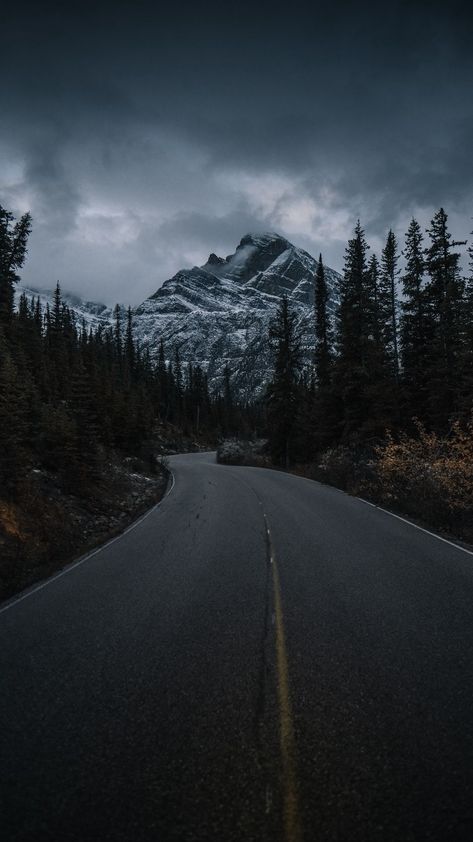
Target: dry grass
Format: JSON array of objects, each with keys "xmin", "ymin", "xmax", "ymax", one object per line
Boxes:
[
  {"xmin": 299, "ymin": 419, "xmax": 473, "ymax": 543},
  {"xmin": 0, "ymin": 501, "xmax": 23, "ymax": 540},
  {"xmin": 0, "ymin": 458, "xmax": 168, "ymax": 602},
  {"xmin": 371, "ymin": 420, "xmax": 473, "ymax": 538}
]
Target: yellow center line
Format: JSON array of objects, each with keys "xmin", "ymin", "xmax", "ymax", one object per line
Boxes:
[
  {"xmin": 236, "ymin": 477, "xmax": 303, "ymax": 840},
  {"xmin": 268, "ymin": 526, "xmax": 303, "ymax": 842}
]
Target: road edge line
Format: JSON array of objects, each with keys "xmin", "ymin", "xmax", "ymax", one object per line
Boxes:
[
  {"xmin": 0, "ymin": 470, "xmax": 176, "ymax": 616},
  {"xmin": 239, "ymin": 464, "xmax": 473, "ymax": 559},
  {"xmin": 356, "ymin": 497, "xmax": 473, "ymax": 557},
  {"xmin": 272, "ymin": 556, "xmax": 302, "ymax": 842}
]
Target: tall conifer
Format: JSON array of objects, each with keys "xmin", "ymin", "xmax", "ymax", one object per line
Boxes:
[
  {"xmin": 400, "ymin": 219, "xmax": 428, "ymax": 422},
  {"xmin": 379, "ymin": 229, "xmax": 400, "ymax": 382},
  {"xmin": 314, "ymin": 254, "xmax": 333, "ymax": 388},
  {"xmin": 424, "ymin": 208, "xmax": 466, "ymax": 426},
  {"xmin": 0, "ymin": 206, "xmax": 32, "ymax": 325},
  {"xmin": 267, "ymin": 296, "xmax": 302, "ymax": 466}
]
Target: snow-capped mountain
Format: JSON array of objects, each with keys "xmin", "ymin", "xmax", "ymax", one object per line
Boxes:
[
  {"xmin": 16, "ymin": 284, "xmax": 114, "ymax": 331},
  {"xmin": 134, "ymin": 233, "xmax": 340, "ymax": 400},
  {"xmin": 18, "ymin": 233, "xmax": 341, "ymax": 401}
]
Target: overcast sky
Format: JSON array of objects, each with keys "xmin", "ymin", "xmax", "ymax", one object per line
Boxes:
[{"xmin": 1, "ymin": 0, "xmax": 472, "ymax": 304}]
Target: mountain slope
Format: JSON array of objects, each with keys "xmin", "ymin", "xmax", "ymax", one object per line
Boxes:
[
  {"xmin": 18, "ymin": 233, "xmax": 341, "ymax": 401},
  {"xmin": 135, "ymin": 233, "xmax": 340, "ymax": 400},
  {"xmin": 16, "ymin": 284, "xmax": 114, "ymax": 331}
]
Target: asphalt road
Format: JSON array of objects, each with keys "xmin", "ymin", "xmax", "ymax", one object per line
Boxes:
[{"xmin": 2, "ymin": 452, "xmax": 473, "ymax": 841}]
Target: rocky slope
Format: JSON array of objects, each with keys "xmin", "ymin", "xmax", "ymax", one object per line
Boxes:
[
  {"xmin": 135, "ymin": 233, "xmax": 341, "ymax": 401},
  {"xmin": 18, "ymin": 232, "xmax": 341, "ymax": 401},
  {"xmin": 16, "ymin": 284, "xmax": 114, "ymax": 330}
]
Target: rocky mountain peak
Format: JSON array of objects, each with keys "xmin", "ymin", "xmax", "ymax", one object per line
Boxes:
[
  {"xmin": 18, "ymin": 233, "xmax": 342, "ymax": 402},
  {"xmin": 238, "ymin": 231, "xmax": 290, "ymax": 252},
  {"xmin": 206, "ymin": 252, "xmax": 225, "ymax": 266},
  {"xmin": 136, "ymin": 232, "xmax": 341, "ymax": 400}
]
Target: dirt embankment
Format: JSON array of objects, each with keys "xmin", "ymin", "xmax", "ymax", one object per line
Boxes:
[{"xmin": 0, "ymin": 456, "xmax": 169, "ymax": 602}]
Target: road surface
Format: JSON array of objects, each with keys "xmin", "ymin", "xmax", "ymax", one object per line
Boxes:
[{"xmin": 2, "ymin": 452, "xmax": 473, "ymax": 841}]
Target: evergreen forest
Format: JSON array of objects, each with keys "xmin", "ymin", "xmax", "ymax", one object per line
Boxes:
[
  {"xmin": 1, "ymin": 202, "xmax": 473, "ymax": 595},
  {"xmin": 266, "ymin": 208, "xmax": 473, "ymax": 538}
]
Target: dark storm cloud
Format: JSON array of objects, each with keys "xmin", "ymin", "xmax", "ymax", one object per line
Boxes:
[{"xmin": 1, "ymin": 0, "xmax": 472, "ymax": 303}]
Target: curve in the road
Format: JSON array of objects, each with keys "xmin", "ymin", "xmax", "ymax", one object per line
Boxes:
[{"xmin": 2, "ymin": 451, "xmax": 473, "ymax": 842}]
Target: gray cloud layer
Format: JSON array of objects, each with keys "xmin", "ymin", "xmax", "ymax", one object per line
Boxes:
[{"xmin": 1, "ymin": 0, "xmax": 472, "ymax": 304}]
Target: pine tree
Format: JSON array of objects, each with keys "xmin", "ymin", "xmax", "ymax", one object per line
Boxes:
[
  {"xmin": 363, "ymin": 251, "xmax": 398, "ymax": 431},
  {"xmin": 379, "ymin": 229, "xmax": 400, "ymax": 382},
  {"xmin": 459, "ymin": 227, "xmax": 473, "ymax": 417},
  {"xmin": 18, "ymin": 292, "xmax": 29, "ymax": 321},
  {"xmin": 366, "ymin": 254, "xmax": 382, "ymax": 352},
  {"xmin": 0, "ymin": 207, "xmax": 32, "ymax": 325},
  {"xmin": 465, "ymin": 229, "xmax": 473, "ymax": 291},
  {"xmin": 113, "ymin": 304, "xmax": 122, "ymax": 355},
  {"xmin": 0, "ymin": 337, "xmax": 29, "ymax": 492},
  {"xmin": 335, "ymin": 221, "xmax": 372, "ymax": 440},
  {"xmin": 400, "ymin": 219, "xmax": 429, "ymax": 423},
  {"xmin": 424, "ymin": 208, "xmax": 467, "ymax": 427},
  {"xmin": 52, "ymin": 282, "xmax": 63, "ymax": 337},
  {"xmin": 314, "ymin": 254, "xmax": 333, "ymax": 388},
  {"xmin": 173, "ymin": 346, "xmax": 183, "ymax": 423},
  {"xmin": 312, "ymin": 254, "xmax": 338, "ymax": 451},
  {"xmin": 34, "ymin": 296, "xmax": 42, "ymax": 332},
  {"xmin": 69, "ymin": 356, "xmax": 101, "ymax": 481},
  {"xmin": 222, "ymin": 365, "xmax": 234, "ymax": 435},
  {"xmin": 337, "ymin": 221, "xmax": 370, "ymax": 362},
  {"xmin": 334, "ymin": 221, "xmax": 398, "ymax": 440},
  {"xmin": 266, "ymin": 296, "xmax": 303, "ymax": 466},
  {"xmin": 124, "ymin": 306, "xmax": 135, "ymax": 373},
  {"xmin": 157, "ymin": 338, "xmax": 168, "ymax": 418}
]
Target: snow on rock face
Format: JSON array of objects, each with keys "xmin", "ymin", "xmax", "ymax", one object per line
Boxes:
[
  {"xmin": 135, "ymin": 232, "xmax": 341, "ymax": 401},
  {"xmin": 16, "ymin": 284, "xmax": 115, "ymax": 330},
  {"xmin": 17, "ymin": 233, "xmax": 341, "ymax": 401}
]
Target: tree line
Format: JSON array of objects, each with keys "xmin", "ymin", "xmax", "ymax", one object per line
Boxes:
[
  {"xmin": 0, "ymin": 204, "xmax": 248, "ymax": 499},
  {"xmin": 267, "ymin": 208, "xmax": 473, "ymax": 466},
  {"xmin": 2, "ymin": 200, "xmax": 471, "ymax": 495}
]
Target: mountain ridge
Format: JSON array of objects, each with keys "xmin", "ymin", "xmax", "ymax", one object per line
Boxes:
[
  {"xmin": 18, "ymin": 232, "xmax": 341, "ymax": 400},
  {"xmin": 136, "ymin": 232, "xmax": 340, "ymax": 400}
]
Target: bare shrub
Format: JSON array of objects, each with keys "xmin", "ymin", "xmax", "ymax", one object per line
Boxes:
[
  {"xmin": 373, "ymin": 419, "xmax": 473, "ymax": 538},
  {"xmin": 216, "ymin": 440, "xmax": 246, "ymax": 465}
]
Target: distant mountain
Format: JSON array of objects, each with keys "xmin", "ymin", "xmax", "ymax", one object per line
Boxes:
[
  {"xmin": 16, "ymin": 284, "xmax": 114, "ymax": 331},
  {"xmin": 18, "ymin": 233, "xmax": 341, "ymax": 401},
  {"xmin": 134, "ymin": 232, "xmax": 341, "ymax": 400}
]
